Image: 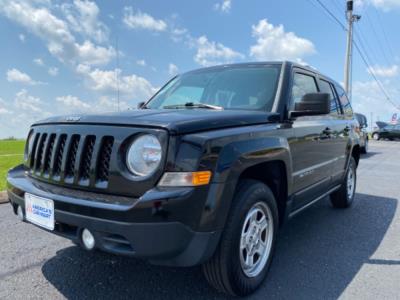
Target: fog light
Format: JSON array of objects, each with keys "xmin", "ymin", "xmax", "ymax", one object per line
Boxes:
[
  {"xmin": 81, "ymin": 228, "xmax": 95, "ymax": 250},
  {"xmin": 17, "ymin": 205, "xmax": 24, "ymax": 221}
]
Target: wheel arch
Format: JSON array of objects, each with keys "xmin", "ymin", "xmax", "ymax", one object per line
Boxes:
[{"xmin": 203, "ymin": 137, "xmax": 293, "ymax": 232}]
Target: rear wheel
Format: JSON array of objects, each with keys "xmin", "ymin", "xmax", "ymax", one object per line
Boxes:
[
  {"xmin": 202, "ymin": 180, "xmax": 278, "ymax": 296},
  {"xmin": 373, "ymin": 133, "xmax": 380, "ymax": 140},
  {"xmin": 330, "ymin": 157, "xmax": 357, "ymax": 208}
]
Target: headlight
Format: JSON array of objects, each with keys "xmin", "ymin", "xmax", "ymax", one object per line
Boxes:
[{"xmin": 126, "ymin": 134, "xmax": 162, "ymax": 177}]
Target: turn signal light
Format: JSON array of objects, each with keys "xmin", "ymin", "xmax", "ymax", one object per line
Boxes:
[{"xmin": 158, "ymin": 171, "xmax": 212, "ymax": 187}]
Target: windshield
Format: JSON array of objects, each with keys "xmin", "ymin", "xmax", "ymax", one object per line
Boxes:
[{"xmin": 145, "ymin": 65, "xmax": 281, "ymax": 111}]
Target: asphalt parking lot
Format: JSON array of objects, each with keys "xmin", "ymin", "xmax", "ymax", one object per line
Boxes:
[{"xmin": 1, "ymin": 141, "xmax": 400, "ymax": 299}]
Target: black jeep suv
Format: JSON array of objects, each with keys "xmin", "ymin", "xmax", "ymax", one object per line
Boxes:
[{"xmin": 7, "ymin": 62, "xmax": 360, "ymax": 296}]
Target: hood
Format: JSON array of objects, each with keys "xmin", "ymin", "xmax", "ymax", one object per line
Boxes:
[{"xmin": 34, "ymin": 109, "xmax": 280, "ymax": 135}]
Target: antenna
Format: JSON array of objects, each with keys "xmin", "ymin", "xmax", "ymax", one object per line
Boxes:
[{"xmin": 115, "ymin": 34, "xmax": 120, "ymax": 112}]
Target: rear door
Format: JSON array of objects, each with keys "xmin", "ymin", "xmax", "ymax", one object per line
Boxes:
[
  {"xmin": 319, "ymin": 80, "xmax": 350, "ymax": 184},
  {"xmin": 289, "ymin": 70, "xmax": 337, "ymax": 210}
]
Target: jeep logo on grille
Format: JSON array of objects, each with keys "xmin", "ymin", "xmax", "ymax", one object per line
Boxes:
[{"xmin": 65, "ymin": 116, "xmax": 81, "ymax": 122}]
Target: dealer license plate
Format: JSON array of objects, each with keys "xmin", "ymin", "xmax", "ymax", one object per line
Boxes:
[{"xmin": 24, "ymin": 193, "xmax": 55, "ymax": 230}]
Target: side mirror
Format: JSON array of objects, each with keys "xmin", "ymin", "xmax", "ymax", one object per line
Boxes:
[
  {"xmin": 290, "ymin": 93, "xmax": 330, "ymax": 118},
  {"xmin": 137, "ymin": 101, "xmax": 145, "ymax": 109}
]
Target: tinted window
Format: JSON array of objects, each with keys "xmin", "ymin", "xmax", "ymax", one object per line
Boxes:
[
  {"xmin": 292, "ymin": 73, "xmax": 318, "ymax": 104},
  {"xmin": 147, "ymin": 66, "xmax": 281, "ymax": 111},
  {"xmin": 319, "ymin": 79, "xmax": 340, "ymax": 115},
  {"xmin": 335, "ymin": 85, "xmax": 353, "ymax": 116},
  {"xmin": 355, "ymin": 113, "xmax": 367, "ymax": 126}
]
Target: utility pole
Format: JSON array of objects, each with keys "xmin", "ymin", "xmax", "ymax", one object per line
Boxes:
[{"xmin": 344, "ymin": 0, "xmax": 361, "ymax": 103}]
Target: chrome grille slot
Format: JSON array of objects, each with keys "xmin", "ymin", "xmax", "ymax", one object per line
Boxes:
[
  {"xmin": 96, "ymin": 136, "xmax": 114, "ymax": 183},
  {"xmin": 43, "ymin": 134, "xmax": 56, "ymax": 175},
  {"xmin": 29, "ymin": 133, "xmax": 40, "ymax": 169},
  {"xmin": 65, "ymin": 135, "xmax": 80, "ymax": 181},
  {"xmin": 52, "ymin": 134, "xmax": 67, "ymax": 178},
  {"xmin": 79, "ymin": 135, "xmax": 96, "ymax": 183},
  {"xmin": 34, "ymin": 133, "xmax": 47, "ymax": 173}
]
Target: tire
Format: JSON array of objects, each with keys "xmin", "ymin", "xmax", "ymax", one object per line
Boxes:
[
  {"xmin": 202, "ymin": 179, "xmax": 278, "ymax": 296},
  {"xmin": 361, "ymin": 139, "xmax": 368, "ymax": 154},
  {"xmin": 330, "ymin": 157, "xmax": 357, "ymax": 208},
  {"xmin": 372, "ymin": 133, "xmax": 380, "ymax": 140}
]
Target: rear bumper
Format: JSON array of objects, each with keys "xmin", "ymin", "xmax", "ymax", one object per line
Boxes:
[{"xmin": 7, "ymin": 165, "xmax": 221, "ymax": 266}]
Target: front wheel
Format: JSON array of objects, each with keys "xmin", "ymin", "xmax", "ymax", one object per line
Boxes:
[
  {"xmin": 202, "ymin": 180, "xmax": 278, "ymax": 296},
  {"xmin": 330, "ymin": 157, "xmax": 357, "ymax": 208},
  {"xmin": 373, "ymin": 133, "xmax": 380, "ymax": 140}
]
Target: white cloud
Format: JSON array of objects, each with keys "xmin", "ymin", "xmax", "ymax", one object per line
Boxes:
[
  {"xmin": 249, "ymin": 19, "xmax": 315, "ymax": 62},
  {"xmin": 56, "ymin": 95, "xmax": 90, "ymax": 110},
  {"xmin": 367, "ymin": 65, "xmax": 399, "ymax": 77},
  {"xmin": 61, "ymin": 0, "xmax": 109, "ymax": 43},
  {"xmin": 97, "ymin": 96, "xmax": 130, "ymax": 112},
  {"xmin": 6, "ymin": 68, "xmax": 44, "ymax": 85},
  {"xmin": 18, "ymin": 33, "xmax": 25, "ymax": 42},
  {"xmin": 194, "ymin": 35, "xmax": 244, "ymax": 66},
  {"xmin": 0, "ymin": 91, "xmax": 52, "ymax": 139},
  {"xmin": 214, "ymin": 0, "xmax": 232, "ymax": 13},
  {"xmin": 0, "ymin": 97, "xmax": 11, "ymax": 115},
  {"xmin": 48, "ymin": 67, "xmax": 59, "ymax": 76},
  {"xmin": 123, "ymin": 6, "xmax": 167, "ymax": 32},
  {"xmin": 136, "ymin": 59, "xmax": 147, "ymax": 66},
  {"xmin": 0, "ymin": 1, "xmax": 115, "ymax": 66},
  {"xmin": 33, "ymin": 58, "xmax": 44, "ymax": 66},
  {"xmin": 14, "ymin": 89, "xmax": 43, "ymax": 112},
  {"xmin": 355, "ymin": 0, "xmax": 400, "ymax": 11},
  {"xmin": 168, "ymin": 63, "xmax": 179, "ymax": 76},
  {"xmin": 0, "ymin": 107, "xmax": 10, "ymax": 115},
  {"xmin": 74, "ymin": 40, "xmax": 116, "ymax": 65},
  {"xmin": 76, "ymin": 64, "xmax": 157, "ymax": 101},
  {"xmin": 352, "ymin": 80, "xmax": 400, "ymax": 124}
]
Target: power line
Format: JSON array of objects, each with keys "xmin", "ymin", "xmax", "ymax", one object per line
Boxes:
[
  {"xmin": 373, "ymin": 7, "xmax": 396, "ymax": 60},
  {"xmin": 353, "ymin": 41, "xmax": 400, "ymax": 109},
  {"xmin": 364, "ymin": 9, "xmax": 392, "ymax": 66},
  {"xmin": 330, "ymin": 0, "xmax": 345, "ymax": 19},
  {"xmin": 311, "ymin": 0, "xmax": 400, "ymax": 110},
  {"xmin": 313, "ymin": 0, "xmax": 347, "ymax": 31}
]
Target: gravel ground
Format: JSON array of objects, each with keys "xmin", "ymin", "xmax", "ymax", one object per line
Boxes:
[{"xmin": 1, "ymin": 141, "xmax": 399, "ymax": 300}]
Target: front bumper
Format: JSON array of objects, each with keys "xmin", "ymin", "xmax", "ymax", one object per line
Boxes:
[{"xmin": 7, "ymin": 165, "xmax": 221, "ymax": 266}]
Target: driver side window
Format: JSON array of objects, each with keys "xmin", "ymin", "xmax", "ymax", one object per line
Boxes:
[{"xmin": 292, "ymin": 73, "xmax": 318, "ymax": 105}]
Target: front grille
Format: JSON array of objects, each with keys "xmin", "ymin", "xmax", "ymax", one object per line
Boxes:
[
  {"xmin": 25, "ymin": 124, "xmax": 166, "ymax": 198},
  {"xmin": 28, "ymin": 131, "xmax": 114, "ymax": 189}
]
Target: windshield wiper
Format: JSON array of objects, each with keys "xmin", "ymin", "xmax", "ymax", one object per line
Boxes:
[{"xmin": 163, "ymin": 102, "xmax": 224, "ymax": 110}]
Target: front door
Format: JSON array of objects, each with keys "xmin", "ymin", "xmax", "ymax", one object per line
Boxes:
[{"xmin": 289, "ymin": 71, "xmax": 337, "ymax": 211}]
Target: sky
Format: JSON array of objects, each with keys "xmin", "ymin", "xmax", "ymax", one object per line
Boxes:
[{"xmin": 0, "ymin": 0, "xmax": 399, "ymax": 138}]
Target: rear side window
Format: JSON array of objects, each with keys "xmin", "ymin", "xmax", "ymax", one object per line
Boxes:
[
  {"xmin": 292, "ymin": 73, "xmax": 318, "ymax": 104},
  {"xmin": 319, "ymin": 79, "xmax": 340, "ymax": 115},
  {"xmin": 335, "ymin": 85, "xmax": 353, "ymax": 116}
]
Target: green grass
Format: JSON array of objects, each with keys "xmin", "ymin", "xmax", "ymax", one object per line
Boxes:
[{"xmin": 0, "ymin": 140, "xmax": 25, "ymax": 191}]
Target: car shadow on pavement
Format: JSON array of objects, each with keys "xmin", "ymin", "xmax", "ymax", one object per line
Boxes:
[{"xmin": 42, "ymin": 193, "xmax": 396, "ymax": 300}]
